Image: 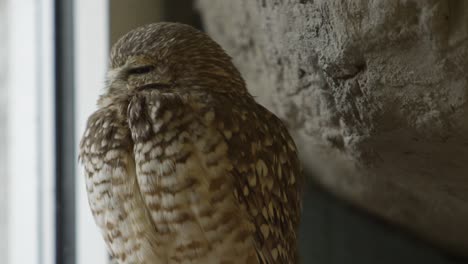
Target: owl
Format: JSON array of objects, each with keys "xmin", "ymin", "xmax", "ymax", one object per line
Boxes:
[{"xmin": 79, "ymin": 22, "xmax": 302, "ymax": 264}]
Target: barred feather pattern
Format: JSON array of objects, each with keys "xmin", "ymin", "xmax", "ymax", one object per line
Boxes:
[{"xmin": 80, "ymin": 89, "xmax": 301, "ymax": 263}]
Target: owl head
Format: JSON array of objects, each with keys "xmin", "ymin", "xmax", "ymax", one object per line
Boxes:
[{"xmin": 105, "ymin": 22, "xmax": 246, "ymax": 98}]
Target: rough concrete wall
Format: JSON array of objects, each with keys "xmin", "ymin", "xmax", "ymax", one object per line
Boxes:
[{"xmin": 197, "ymin": 0, "xmax": 468, "ymax": 256}]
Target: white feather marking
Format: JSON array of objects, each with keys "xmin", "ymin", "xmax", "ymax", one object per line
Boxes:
[
  {"xmin": 149, "ymin": 146, "xmax": 163, "ymax": 159},
  {"xmin": 159, "ymin": 174, "xmax": 178, "ymax": 187},
  {"xmin": 152, "ymin": 121, "xmax": 164, "ymax": 132},
  {"xmin": 158, "ymin": 159, "xmax": 175, "ymax": 175},
  {"xmin": 164, "ymin": 142, "xmax": 184, "ymax": 156},
  {"xmin": 140, "ymin": 160, "xmax": 159, "ymax": 173},
  {"xmin": 141, "ymin": 141, "xmax": 153, "ymax": 154},
  {"xmin": 105, "ymin": 149, "xmax": 120, "ymax": 161}
]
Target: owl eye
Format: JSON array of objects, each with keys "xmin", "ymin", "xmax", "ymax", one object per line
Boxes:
[{"xmin": 128, "ymin": 65, "xmax": 154, "ymax": 75}]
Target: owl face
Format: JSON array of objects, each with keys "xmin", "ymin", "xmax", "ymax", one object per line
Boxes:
[
  {"xmin": 103, "ymin": 22, "xmax": 247, "ymax": 100},
  {"xmin": 105, "ymin": 54, "xmax": 173, "ymax": 96}
]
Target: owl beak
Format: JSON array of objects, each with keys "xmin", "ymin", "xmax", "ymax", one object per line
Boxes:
[
  {"xmin": 105, "ymin": 66, "xmax": 130, "ymax": 90},
  {"xmin": 107, "ymin": 66, "xmax": 128, "ymax": 82}
]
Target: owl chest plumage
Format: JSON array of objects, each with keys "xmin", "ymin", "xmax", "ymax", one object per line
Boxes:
[
  {"xmin": 131, "ymin": 93, "xmax": 249, "ymax": 258},
  {"xmin": 82, "ymin": 91, "xmax": 259, "ymax": 263}
]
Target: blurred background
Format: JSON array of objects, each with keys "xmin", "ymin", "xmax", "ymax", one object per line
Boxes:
[{"xmin": 0, "ymin": 0, "xmax": 466, "ymax": 264}]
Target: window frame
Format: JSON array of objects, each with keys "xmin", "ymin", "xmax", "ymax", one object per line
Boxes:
[
  {"xmin": 6, "ymin": 0, "xmax": 55, "ymax": 264},
  {"xmin": 5, "ymin": 0, "xmax": 110, "ymax": 263},
  {"xmin": 74, "ymin": 1, "xmax": 110, "ymax": 264}
]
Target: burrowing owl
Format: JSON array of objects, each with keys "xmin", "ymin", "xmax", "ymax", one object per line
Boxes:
[{"xmin": 79, "ymin": 22, "xmax": 302, "ymax": 264}]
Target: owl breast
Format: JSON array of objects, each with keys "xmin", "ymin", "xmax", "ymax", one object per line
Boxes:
[{"xmin": 127, "ymin": 91, "xmax": 258, "ymax": 263}]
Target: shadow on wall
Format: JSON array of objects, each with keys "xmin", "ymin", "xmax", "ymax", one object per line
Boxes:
[
  {"xmin": 110, "ymin": 0, "xmax": 201, "ymax": 46},
  {"xmin": 300, "ymin": 180, "xmax": 467, "ymax": 264}
]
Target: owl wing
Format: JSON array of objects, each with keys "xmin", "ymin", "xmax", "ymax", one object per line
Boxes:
[
  {"xmin": 79, "ymin": 106, "xmax": 160, "ymax": 262},
  {"xmin": 206, "ymin": 94, "xmax": 303, "ymax": 263}
]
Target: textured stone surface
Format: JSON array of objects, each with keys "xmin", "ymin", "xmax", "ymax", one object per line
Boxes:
[{"xmin": 197, "ymin": 0, "xmax": 468, "ymax": 256}]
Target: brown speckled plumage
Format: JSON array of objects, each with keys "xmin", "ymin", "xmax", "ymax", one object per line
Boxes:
[{"xmin": 79, "ymin": 22, "xmax": 302, "ymax": 264}]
